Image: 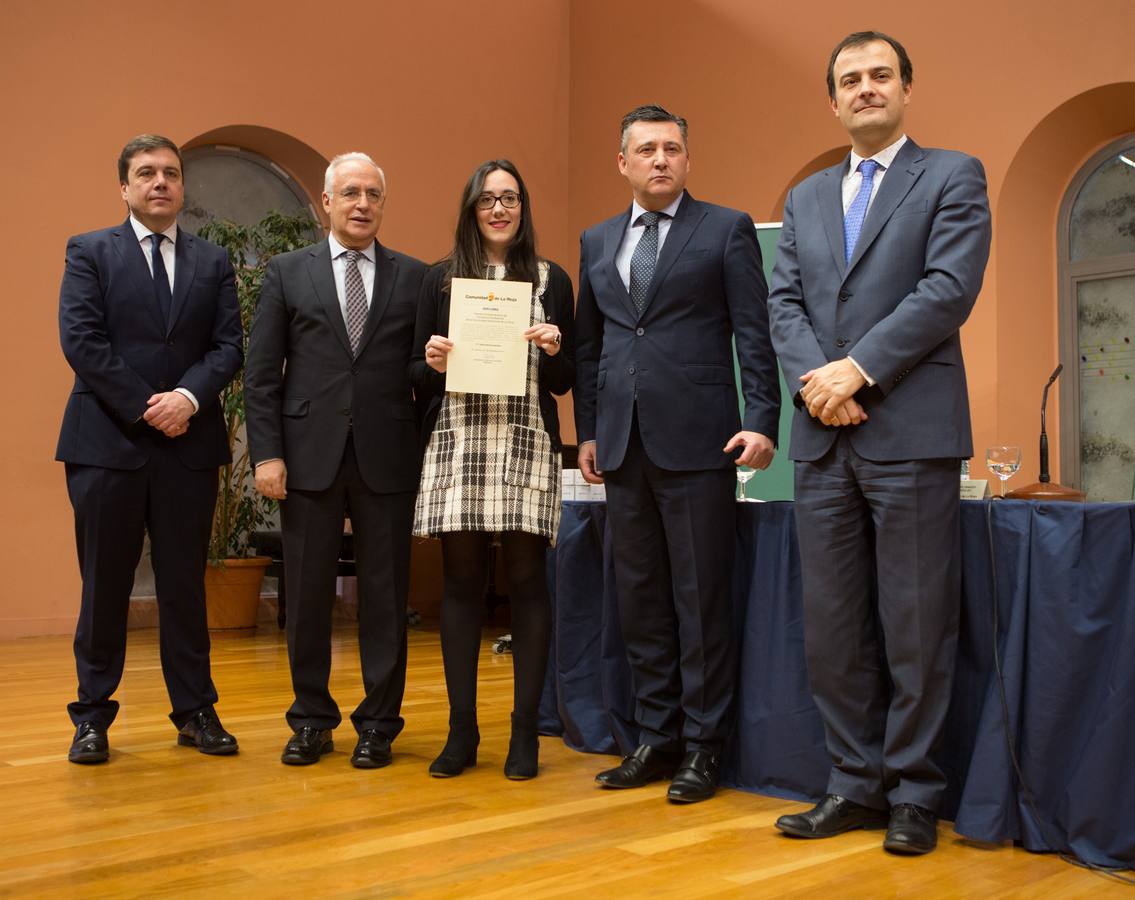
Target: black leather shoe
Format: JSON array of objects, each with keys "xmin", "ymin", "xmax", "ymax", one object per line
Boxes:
[
  {"xmin": 595, "ymin": 744, "xmax": 681, "ymax": 789},
  {"xmin": 667, "ymin": 750, "xmax": 720, "ymax": 803},
  {"xmin": 177, "ymin": 711, "xmax": 238, "ymax": 755},
  {"xmin": 68, "ymin": 722, "xmax": 109, "ymax": 764},
  {"xmin": 351, "ymin": 729, "xmax": 392, "ymax": 769},
  {"xmin": 776, "ymin": 794, "xmax": 890, "ymax": 838},
  {"xmin": 883, "ymin": 803, "xmax": 938, "ymax": 855},
  {"xmin": 281, "ymin": 727, "xmax": 333, "ymax": 765}
]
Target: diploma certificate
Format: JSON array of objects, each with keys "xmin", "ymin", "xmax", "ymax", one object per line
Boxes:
[{"xmin": 446, "ymin": 277, "xmax": 532, "ymax": 396}]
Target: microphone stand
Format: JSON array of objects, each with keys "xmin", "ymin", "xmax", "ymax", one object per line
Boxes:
[{"xmin": 1006, "ymin": 363, "xmax": 1085, "ymax": 501}]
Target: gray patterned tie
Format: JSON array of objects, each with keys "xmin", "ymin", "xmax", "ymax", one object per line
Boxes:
[
  {"xmin": 629, "ymin": 211, "xmax": 662, "ymax": 314},
  {"xmin": 343, "ymin": 249, "xmax": 368, "ymax": 355}
]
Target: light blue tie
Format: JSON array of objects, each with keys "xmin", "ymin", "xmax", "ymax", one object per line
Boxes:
[{"xmin": 844, "ymin": 159, "xmax": 879, "ymax": 264}]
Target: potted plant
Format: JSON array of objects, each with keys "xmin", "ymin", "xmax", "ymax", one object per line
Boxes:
[{"xmin": 196, "ymin": 211, "xmax": 317, "ymax": 628}]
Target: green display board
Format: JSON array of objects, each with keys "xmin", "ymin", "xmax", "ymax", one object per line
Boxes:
[{"xmin": 733, "ymin": 224, "xmax": 795, "ymax": 500}]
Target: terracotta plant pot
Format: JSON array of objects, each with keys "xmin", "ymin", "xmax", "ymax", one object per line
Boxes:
[{"xmin": 204, "ymin": 556, "xmax": 271, "ymax": 630}]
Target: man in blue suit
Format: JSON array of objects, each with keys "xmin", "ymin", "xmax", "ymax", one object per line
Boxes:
[
  {"xmin": 574, "ymin": 105, "xmax": 781, "ymax": 803},
  {"xmin": 57, "ymin": 134, "xmax": 243, "ymax": 763},
  {"xmin": 768, "ymin": 33, "xmax": 991, "ymax": 853}
]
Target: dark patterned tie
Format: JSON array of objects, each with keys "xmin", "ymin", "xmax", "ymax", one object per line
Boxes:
[
  {"xmin": 150, "ymin": 233, "xmax": 173, "ymax": 327},
  {"xmin": 629, "ymin": 211, "xmax": 662, "ymax": 314},
  {"xmin": 843, "ymin": 159, "xmax": 880, "ymax": 264},
  {"xmin": 343, "ymin": 249, "xmax": 368, "ymax": 355}
]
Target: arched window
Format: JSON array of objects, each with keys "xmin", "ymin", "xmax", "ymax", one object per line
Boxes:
[
  {"xmin": 1058, "ymin": 137, "xmax": 1135, "ymax": 500},
  {"xmin": 179, "ymin": 144, "xmax": 321, "ymax": 243}
]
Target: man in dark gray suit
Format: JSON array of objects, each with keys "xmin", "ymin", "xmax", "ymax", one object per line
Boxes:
[
  {"xmin": 768, "ymin": 33, "xmax": 991, "ymax": 854},
  {"xmin": 245, "ymin": 152, "xmax": 426, "ymax": 769},
  {"xmin": 574, "ymin": 105, "xmax": 781, "ymax": 803}
]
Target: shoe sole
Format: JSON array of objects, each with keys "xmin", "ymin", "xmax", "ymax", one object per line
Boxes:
[
  {"xmin": 883, "ymin": 838, "xmax": 936, "ymax": 855},
  {"xmin": 776, "ymin": 820, "xmax": 889, "ymax": 838},
  {"xmin": 68, "ymin": 752, "xmax": 108, "ymax": 764},
  {"xmin": 594, "ymin": 772, "xmax": 674, "ymax": 788},
  {"xmin": 351, "ymin": 755, "xmax": 392, "ymax": 769},
  {"xmin": 281, "ymin": 741, "xmax": 334, "ymax": 765},
  {"xmin": 667, "ymin": 790, "xmax": 715, "ymax": 804},
  {"xmin": 176, "ymin": 735, "xmax": 239, "ymax": 755}
]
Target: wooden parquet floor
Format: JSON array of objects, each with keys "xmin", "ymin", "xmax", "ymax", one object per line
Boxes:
[{"xmin": 0, "ymin": 624, "xmax": 1126, "ymax": 898}]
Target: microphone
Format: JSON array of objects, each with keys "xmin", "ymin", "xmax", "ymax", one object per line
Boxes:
[
  {"xmin": 1006, "ymin": 362, "xmax": 1084, "ymax": 501},
  {"xmin": 1038, "ymin": 363, "xmax": 1062, "ymax": 483}
]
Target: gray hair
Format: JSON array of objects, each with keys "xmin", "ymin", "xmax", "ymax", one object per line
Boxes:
[{"xmin": 324, "ymin": 152, "xmax": 386, "ymax": 195}]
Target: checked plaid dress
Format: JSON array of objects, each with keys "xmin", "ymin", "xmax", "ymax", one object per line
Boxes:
[{"xmin": 413, "ymin": 262, "xmax": 562, "ymax": 542}]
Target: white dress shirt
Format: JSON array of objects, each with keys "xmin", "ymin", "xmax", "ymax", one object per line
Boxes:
[
  {"xmin": 328, "ymin": 233, "xmax": 376, "ymax": 323},
  {"xmin": 129, "ymin": 215, "xmax": 199, "ymax": 412},
  {"xmin": 615, "ymin": 192, "xmax": 685, "ymax": 291},
  {"xmin": 840, "ymin": 135, "xmax": 907, "ymax": 386}
]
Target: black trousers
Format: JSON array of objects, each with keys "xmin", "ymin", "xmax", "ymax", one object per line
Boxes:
[
  {"xmin": 602, "ymin": 416, "xmax": 737, "ymax": 753},
  {"xmin": 280, "ymin": 436, "xmax": 414, "ymax": 737},
  {"xmin": 66, "ymin": 449, "xmax": 218, "ymax": 729},
  {"xmin": 794, "ymin": 434, "xmax": 961, "ymax": 812}
]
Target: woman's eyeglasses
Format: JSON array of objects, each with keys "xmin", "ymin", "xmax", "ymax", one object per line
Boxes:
[{"xmin": 476, "ymin": 191, "xmax": 521, "ymax": 210}]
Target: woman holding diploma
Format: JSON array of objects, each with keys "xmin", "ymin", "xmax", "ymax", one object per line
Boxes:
[{"xmin": 410, "ymin": 159, "xmax": 575, "ymax": 779}]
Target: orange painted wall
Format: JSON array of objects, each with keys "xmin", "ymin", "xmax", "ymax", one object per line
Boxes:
[
  {"xmin": 0, "ymin": 0, "xmax": 573, "ymax": 637},
  {"xmin": 2, "ymin": 0, "xmax": 1133, "ymax": 637}
]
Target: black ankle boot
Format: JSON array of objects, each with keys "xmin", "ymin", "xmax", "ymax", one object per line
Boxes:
[
  {"xmin": 504, "ymin": 712, "xmax": 539, "ymax": 780},
  {"xmin": 429, "ymin": 711, "xmax": 479, "ymax": 777}
]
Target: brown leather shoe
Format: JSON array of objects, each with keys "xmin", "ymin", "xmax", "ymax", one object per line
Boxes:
[
  {"xmin": 595, "ymin": 744, "xmax": 682, "ymax": 789},
  {"xmin": 776, "ymin": 794, "xmax": 890, "ymax": 838}
]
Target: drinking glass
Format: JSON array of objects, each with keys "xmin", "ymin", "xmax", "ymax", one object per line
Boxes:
[
  {"xmin": 736, "ymin": 466, "xmax": 756, "ymax": 502},
  {"xmin": 985, "ymin": 446, "xmax": 1021, "ymax": 497}
]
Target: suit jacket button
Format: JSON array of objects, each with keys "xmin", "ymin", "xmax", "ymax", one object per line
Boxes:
[
  {"xmin": 628, "ymin": 366, "xmax": 636, "ymax": 375},
  {"xmin": 166, "ymin": 338, "xmax": 175, "ymax": 346},
  {"xmin": 836, "ymin": 338, "xmax": 848, "ymax": 348},
  {"xmin": 635, "ymin": 327, "xmax": 645, "ymax": 336},
  {"xmin": 838, "ymin": 290, "xmax": 850, "ymax": 302},
  {"xmin": 351, "ymin": 368, "xmax": 359, "ymax": 376},
  {"xmin": 158, "ymin": 380, "xmax": 168, "ymax": 389}
]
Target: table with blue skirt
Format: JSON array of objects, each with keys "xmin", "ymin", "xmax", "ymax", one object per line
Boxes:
[{"xmin": 537, "ymin": 499, "xmax": 1135, "ymax": 868}]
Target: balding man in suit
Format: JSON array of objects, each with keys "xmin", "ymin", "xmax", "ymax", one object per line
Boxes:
[{"xmin": 245, "ymin": 152, "xmax": 426, "ymax": 769}]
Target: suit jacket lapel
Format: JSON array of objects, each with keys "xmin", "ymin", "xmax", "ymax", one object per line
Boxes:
[
  {"xmin": 846, "ymin": 140, "xmax": 925, "ymax": 273},
  {"xmin": 821, "ymin": 160, "xmax": 849, "ymax": 279},
  {"xmin": 167, "ymin": 229, "xmax": 196, "ymax": 335},
  {"xmin": 640, "ymin": 192, "xmax": 701, "ymax": 315},
  {"xmin": 307, "ymin": 239, "xmax": 353, "ymax": 357},
  {"xmin": 111, "ymin": 221, "xmax": 167, "ymax": 333},
  {"xmin": 603, "ymin": 209, "xmax": 637, "ymax": 321},
  {"xmin": 355, "ymin": 240, "xmax": 395, "ymax": 356}
]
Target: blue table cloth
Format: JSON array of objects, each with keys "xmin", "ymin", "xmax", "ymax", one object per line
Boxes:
[{"xmin": 539, "ymin": 499, "xmax": 1135, "ymax": 868}]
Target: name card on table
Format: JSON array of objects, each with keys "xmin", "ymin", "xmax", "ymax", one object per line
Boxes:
[{"xmin": 960, "ymin": 479, "xmax": 991, "ymax": 500}]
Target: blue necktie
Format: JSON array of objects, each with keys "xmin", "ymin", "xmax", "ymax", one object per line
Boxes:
[
  {"xmin": 843, "ymin": 159, "xmax": 880, "ymax": 264},
  {"xmin": 629, "ymin": 211, "xmax": 661, "ymax": 314},
  {"xmin": 150, "ymin": 233, "xmax": 173, "ymax": 327}
]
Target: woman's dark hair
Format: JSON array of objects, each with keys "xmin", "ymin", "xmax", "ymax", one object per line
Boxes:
[{"xmin": 445, "ymin": 159, "xmax": 538, "ymax": 288}]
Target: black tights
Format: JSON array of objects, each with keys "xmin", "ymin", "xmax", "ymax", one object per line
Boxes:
[{"xmin": 439, "ymin": 530, "xmax": 551, "ymax": 719}]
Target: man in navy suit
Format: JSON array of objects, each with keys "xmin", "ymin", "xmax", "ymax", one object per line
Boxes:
[
  {"xmin": 574, "ymin": 105, "xmax": 781, "ymax": 803},
  {"xmin": 57, "ymin": 134, "xmax": 243, "ymax": 763},
  {"xmin": 768, "ymin": 33, "xmax": 991, "ymax": 853},
  {"xmin": 245, "ymin": 153, "xmax": 426, "ymax": 769}
]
